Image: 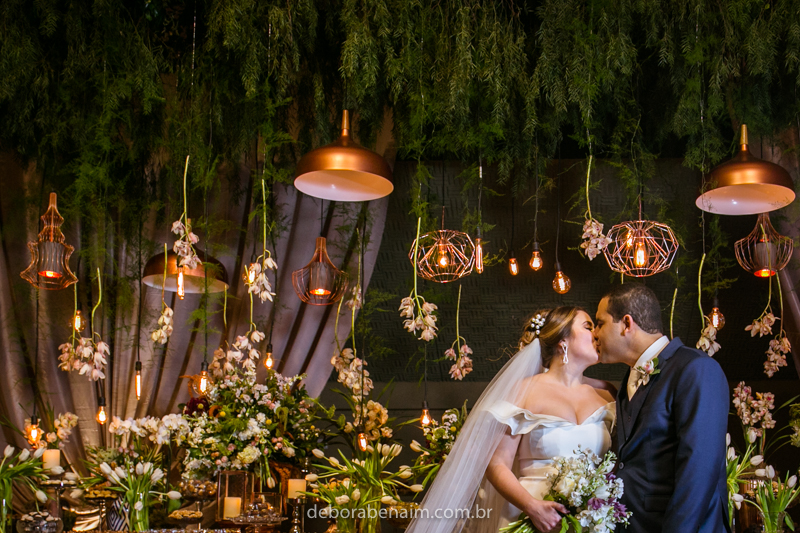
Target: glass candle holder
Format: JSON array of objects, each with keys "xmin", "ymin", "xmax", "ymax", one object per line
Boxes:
[{"xmin": 216, "ymin": 471, "xmax": 253, "ymax": 522}]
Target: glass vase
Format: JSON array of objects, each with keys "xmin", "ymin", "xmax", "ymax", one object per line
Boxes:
[
  {"xmin": 758, "ymin": 510, "xmax": 786, "ymax": 533},
  {"xmin": 336, "ymin": 516, "xmax": 358, "ymax": 533},
  {"xmin": 1, "ymin": 479, "xmax": 12, "ymax": 533},
  {"xmin": 126, "ymin": 492, "xmax": 150, "ymax": 532},
  {"xmin": 360, "ymin": 503, "xmax": 381, "ymax": 533}
]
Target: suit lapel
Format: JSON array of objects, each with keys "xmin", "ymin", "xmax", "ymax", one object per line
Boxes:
[
  {"xmin": 616, "ymin": 368, "xmax": 631, "ymax": 443},
  {"xmin": 619, "ymin": 338, "xmax": 684, "ymax": 448}
]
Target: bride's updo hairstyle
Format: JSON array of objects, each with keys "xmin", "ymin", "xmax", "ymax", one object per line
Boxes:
[{"xmin": 520, "ymin": 306, "xmax": 585, "ymax": 368}]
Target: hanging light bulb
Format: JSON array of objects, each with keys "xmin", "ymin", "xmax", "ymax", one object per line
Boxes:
[
  {"xmin": 357, "ymin": 431, "xmax": 369, "ymax": 452},
  {"xmin": 72, "ymin": 308, "xmax": 85, "ymax": 333},
  {"xmin": 135, "ymin": 361, "xmax": 142, "ymax": 401},
  {"xmin": 198, "ymin": 362, "xmax": 210, "ymax": 395},
  {"xmin": 474, "ymin": 237, "xmax": 484, "ymax": 274},
  {"xmin": 709, "ymin": 296, "xmax": 726, "ymax": 330},
  {"xmin": 292, "ymin": 237, "xmax": 348, "ymax": 304},
  {"xmin": 436, "ymin": 240, "xmax": 450, "ymax": 268},
  {"xmin": 552, "ymin": 262, "xmax": 571, "ymax": 294},
  {"xmin": 508, "ymin": 252, "xmax": 519, "ymax": 276},
  {"xmin": 177, "ymin": 268, "xmax": 185, "ymax": 300},
  {"xmin": 96, "ymin": 398, "xmax": 107, "ymax": 425},
  {"xmin": 529, "ymin": 242, "xmax": 543, "ymax": 271},
  {"xmin": 264, "ymin": 343, "xmax": 274, "ymax": 369},
  {"xmin": 633, "ymin": 239, "xmax": 648, "ymax": 268},
  {"xmin": 25, "ymin": 416, "xmax": 43, "ymax": 446},
  {"xmin": 420, "ymin": 401, "xmax": 432, "ymax": 426}
]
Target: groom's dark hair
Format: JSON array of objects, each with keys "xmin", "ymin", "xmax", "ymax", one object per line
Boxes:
[{"xmin": 602, "ymin": 284, "xmax": 663, "ymax": 334}]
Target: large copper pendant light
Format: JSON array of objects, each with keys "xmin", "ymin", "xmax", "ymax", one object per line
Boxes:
[
  {"xmin": 292, "ymin": 236, "xmax": 349, "ymax": 305},
  {"xmin": 734, "ymin": 212, "xmax": 793, "ymax": 277},
  {"xmin": 294, "ymin": 110, "xmax": 393, "ymax": 202},
  {"xmin": 696, "ymin": 124, "xmax": 795, "ymax": 215},
  {"xmin": 21, "ymin": 193, "xmax": 78, "ymax": 290},
  {"xmin": 142, "ymin": 249, "xmax": 228, "ymax": 294},
  {"xmin": 409, "ymin": 207, "xmax": 475, "ymax": 283}
]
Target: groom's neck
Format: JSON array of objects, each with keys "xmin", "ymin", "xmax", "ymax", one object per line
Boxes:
[{"xmin": 623, "ymin": 332, "xmax": 665, "ymax": 367}]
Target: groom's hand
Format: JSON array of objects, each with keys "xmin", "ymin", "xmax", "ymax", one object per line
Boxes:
[{"xmin": 524, "ymin": 500, "xmax": 568, "ymax": 532}]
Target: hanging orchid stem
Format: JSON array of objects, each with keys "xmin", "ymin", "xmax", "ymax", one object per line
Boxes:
[
  {"xmin": 223, "ymin": 286, "xmax": 228, "ymax": 329},
  {"xmin": 249, "ymin": 292, "xmax": 255, "ymax": 332},
  {"xmin": 412, "ymin": 217, "xmax": 423, "ymax": 311},
  {"xmin": 91, "ymin": 267, "xmax": 103, "ymax": 338},
  {"xmin": 670, "ymin": 286, "xmax": 678, "ymax": 339},
  {"xmin": 760, "ymin": 223, "xmax": 774, "ymax": 320},
  {"xmin": 455, "ymin": 284, "xmax": 462, "ymax": 350},
  {"xmin": 777, "ymin": 273, "xmax": 784, "ymax": 336},
  {"xmin": 161, "ymin": 243, "xmax": 168, "ymax": 306},
  {"xmin": 334, "ymin": 295, "xmax": 345, "ymax": 354},
  {"xmin": 261, "ymin": 178, "xmax": 268, "ymax": 257},
  {"xmin": 697, "ymin": 253, "xmax": 706, "ymax": 328},
  {"xmin": 585, "ymin": 154, "xmax": 594, "ymax": 220},
  {"xmin": 72, "ymin": 283, "xmax": 79, "ymax": 345},
  {"xmin": 182, "ymin": 155, "xmax": 190, "ymax": 227}
]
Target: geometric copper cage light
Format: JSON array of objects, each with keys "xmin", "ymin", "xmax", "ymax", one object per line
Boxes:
[
  {"xmin": 21, "ymin": 192, "xmax": 78, "ymax": 290},
  {"xmin": 603, "ymin": 219, "xmax": 680, "ymax": 278},
  {"xmin": 409, "ymin": 208, "xmax": 475, "ymax": 284},
  {"xmin": 734, "ymin": 212, "xmax": 793, "ymax": 278}
]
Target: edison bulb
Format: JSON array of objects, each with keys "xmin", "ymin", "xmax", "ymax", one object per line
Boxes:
[
  {"xmin": 552, "ymin": 264, "xmax": 571, "ymax": 294},
  {"xmin": 436, "ymin": 243, "xmax": 450, "ymax": 268},
  {"xmin": 96, "ymin": 401, "xmax": 107, "ymax": 425},
  {"xmin": 509, "ymin": 252, "xmax": 519, "ymax": 276},
  {"xmin": 633, "ymin": 240, "xmax": 648, "ymax": 268},
  {"xmin": 72, "ymin": 310, "xmax": 85, "ymax": 332},
  {"xmin": 134, "ymin": 361, "xmax": 142, "ymax": 401},
  {"xmin": 475, "ymin": 238, "xmax": 484, "ymax": 274},
  {"xmin": 421, "ymin": 401, "xmax": 432, "ymax": 426},
  {"xmin": 25, "ymin": 417, "xmax": 43, "ymax": 446},
  {"xmin": 177, "ymin": 269, "xmax": 185, "ymax": 300},
  {"xmin": 529, "ymin": 243, "xmax": 543, "ymax": 271},
  {"xmin": 709, "ymin": 298, "xmax": 725, "ymax": 330},
  {"xmin": 357, "ymin": 432, "xmax": 369, "ymax": 451},
  {"xmin": 264, "ymin": 343, "xmax": 274, "ymax": 369},
  {"xmin": 198, "ymin": 370, "xmax": 210, "ymax": 395}
]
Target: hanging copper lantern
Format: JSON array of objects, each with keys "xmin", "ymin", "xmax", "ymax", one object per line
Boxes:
[
  {"xmin": 696, "ymin": 124, "xmax": 795, "ymax": 215},
  {"xmin": 21, "ymin": 193, "xmax": 78, "ymax": 290},
  {"xmin": 142, "ymin": 249, "xmax": 228, "ymax": 294},
  {"xmin": 294, "ymin": 110, "xmax": 393, "ymax": 202},
  {"xmin": 292, "ymin": 237, "xmax": 348, "ymax": 305},
  {"xmin": 603, "ymin": 220, "xmax": 679, "ymax": 277},
  {"xmin": 409, "ymin": 209, "xmax": 475, "ymax": 283},
  {"xmin": 734, "ymin": 213, "xmax": 792, "ymax": 277}
]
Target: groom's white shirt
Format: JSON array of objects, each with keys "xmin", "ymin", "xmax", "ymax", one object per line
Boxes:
[{"xmin": 627, "ymin": 335, "xmax": 670, "ymax": 400}]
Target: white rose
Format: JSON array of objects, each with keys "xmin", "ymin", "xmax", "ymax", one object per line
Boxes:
[{"xmin": 555, "ymin": 477, "xmax": 577, "ymax": 498}]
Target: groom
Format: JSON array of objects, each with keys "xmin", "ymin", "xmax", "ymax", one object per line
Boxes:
[{"xmin": 593, "ymin": 284, "xmax": 730, "ymax": 533}]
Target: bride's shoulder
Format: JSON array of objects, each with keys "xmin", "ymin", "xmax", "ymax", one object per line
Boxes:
[{"xmin": 582, "ymin": 376, "xmax": 617, "ymax": 402}]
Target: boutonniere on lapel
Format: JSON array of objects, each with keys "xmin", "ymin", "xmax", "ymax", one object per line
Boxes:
[{"xmin": 635, "ymin": 357, "xmax": 661, "ymax": 387}]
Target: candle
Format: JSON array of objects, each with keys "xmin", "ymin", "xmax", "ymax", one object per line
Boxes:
[
  {"xmin": 223, "ymin": 496, "xmax": 242, "ymax": 519},
  {"xmin": 42, "ymin": 449, "xmax": 61, "ymax": 472},
  {"xmin": 287, "ymin": 479, "xmax": 306, "ymax": 499}
]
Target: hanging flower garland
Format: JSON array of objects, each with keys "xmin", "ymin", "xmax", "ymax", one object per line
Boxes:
[
  {"xmin": 210, "ymin": 290, "xmax": 265, "ymax": 376},
  {"xmin": 58, "ymin": 268, "xmax": 109, "ymax": 381},
  {"xmin": 171, "ymin": 156, "xmax": 201, "ymax": 269},
  {"xmin": 579, "ymin": 136, "xmax": 611, "ymax": 260},
  {"xmin": 243, "ymin": 179, "xmax": 277, "ymax": 303},
  {"xmin": 444, "ymin": 285, "xmax": 472, "ymax": 380},
  {"xmin": 400, "ymin": 218, "xmax": 439, "ymax": 341},
  {"xmin": 744, "ymin": 271, "xmax": 791, "ymax": 377},
  {"xmin": 150, "ymin": 243, "xmax": 174, "ymax": 344}
]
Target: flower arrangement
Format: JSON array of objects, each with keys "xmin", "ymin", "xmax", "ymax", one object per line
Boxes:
[
  {"xmin": 732, "ymin": 381, "xmax": 777, "ymax": 455},
  {"xmin": 696, "ymin": 321, "xmax": 721, "ymax": 356},
  {"xmin": 0, "ymin": 446, "xmax": 48, "ymax": 533},
  {"xmin": 307, "ymin": 445, "xmax": 425, "ymax": 533},
  {"xmin": 790, "ymin": 404, "xmax": 800, "ymax": 448},
  {"xmin": 578, "ymin": 154, "xmax": 611, "ymax": 261},
  {"xmin": 444, "ymin": 285, "xmax": 472, "ymax": 380},
  {"xmin": 401, "ymin": 218, "xmax": 439, "ymax": 342},
  {"xmin": 502, "ymin": 448, "xmax": 630, "ymax": 533},
  {"xmin": 412, "ymin": 402, "xmax": 467, "ymax": 483},
  {"xmin": 58, "ymin": 268, "xmax": 109, "ymax": 381},
  {"xmin": 744, "ymin": 270, "xmax": 792, "ymax": 377},
  {"xmin": 745, "ymin": 465, "xmax": 799, "ymax": 533},
  {"xmin": 180, "ymin": 370, "xmax": 322, "ymax": 484},
  {"xmin": 725, "ymin": 432, "xmax": 762, "ymax": 525}
]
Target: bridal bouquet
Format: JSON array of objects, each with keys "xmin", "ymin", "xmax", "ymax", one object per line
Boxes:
[{"xmin": 502, "ymin": 448, "xmax": 630, "ymax": 533}]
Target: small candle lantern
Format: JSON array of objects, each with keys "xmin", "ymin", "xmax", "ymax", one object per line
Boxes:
[{"xmin": 216, "ymin": 470, "xmax": 253, "ymax": 522}]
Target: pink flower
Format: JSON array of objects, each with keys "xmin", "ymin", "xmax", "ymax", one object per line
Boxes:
[{"xmin": 444, "ymin": 348, "xmax": 457, "ymax": 360}]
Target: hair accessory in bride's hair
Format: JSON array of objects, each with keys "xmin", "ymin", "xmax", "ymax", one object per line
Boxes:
[{"xmin": 530, "ymin": 314, "xmax": 546, "ymax": 337}]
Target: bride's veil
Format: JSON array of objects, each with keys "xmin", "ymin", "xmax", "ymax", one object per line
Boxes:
[{"xmin": 406, "ymin": 339, "xmax": 543, "ymax": 533}]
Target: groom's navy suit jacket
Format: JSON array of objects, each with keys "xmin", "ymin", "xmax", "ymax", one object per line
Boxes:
[{"xmin": 616, "ymin": 338, "xmax": 731, "ymax": 533}]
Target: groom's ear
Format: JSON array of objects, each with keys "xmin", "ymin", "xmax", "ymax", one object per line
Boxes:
[{"xmin": 621, "ymin": 315, "xmax": 634, "ymax": 334}]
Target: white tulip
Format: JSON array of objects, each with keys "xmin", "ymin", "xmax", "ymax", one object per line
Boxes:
[
  {"xmin": 788, "ymin": 476, "xmax": 797, "ymax": 489},
  {"xmin": 167, "ymin": 491, "xmax": 181, "ymax": 500},
  {"xmin": 135, "ymin": 463, "xmax": 144, "ymax": 476},
  {"xmin": 398, "ymin": 470, "xmax": 413, "ymax": 479},
  {"xmin": 381, "ymin": 496, "xmax": 396, "ymax": 505},
  {"xmin": 114, "ymin": 467, "xmax": 127, "ymax": 479},
  {"xmin": 69, "ymin": 489, "xmax": 84, "ymax": 499},
  {"xmin": 334, "ymin": 495, "xmax": 350, "ymax": 505},
  {"xmin": 64, "ymin": 473, "xmax": 79, "ymax": 482},
  {"xmin": 266, "ymin": 477, "xmax": 276, "ymax": 489},
  {"xmin": 751, "ymin": 455, "xmax": 764, "ymax": 466},
  {"xmin": 755, "ymin": 469, "xmax": 766, "ymax": 477},
  {"xmin": 134, "ymin": 501, "xmax": 143, "ymax": 511},
  {"xmin": 99, "ymin": 463, "xmax": 113, "ymax": 476},
  {"xmin": 726, "ymin": 433, "xmax": 731, "ymax": 446},
  {"xmin": 391, "ymin": 444, "xmax": 402, "ymax": 457},
  {"xmin": 351, "ymin": 489, "xmax": 361, "ymax": 501},
  {"xmin": 34, "ymin": 447, "xmax": 45, "ymax": 459},
  {"xmin": 3, "ymin": 446, "xmax": 14, "ymax": 458},
  {"xmin": 328, "ymin": 457, "xmax": 340, "ymax": 467},
  {"xmin": 312, "ymin": 449, "xmax": 325, "ymax": 459},
  {"xmin": 727, "ymin": 447, "xmax": 736, "ymax": 461},
  {"xmin": 49, "ymin": 466, "xmax": 64, "ymax": 475},
  {"xmin": 410, "ymin": 440, "xmax": 422, "ymax": 453},
  {"xmin": 305, "ymin": 474, "xmax": 318, "ymax": 482},
  {"xmin": 748, "ymin": 429, "xmax": 758, "ymax": 443},
  {"xmin": 766, "ymin": 465, "xmax": 775, "ymax": 478},
  {"xmin": 732, "ymin": 493, "xmax": 744, "ymax": 509},
  {"xmin": 35, "ymin": 491, "xmax": 47, "ymax": 503},
  {"xmin": 409, "ymin": 484, "xmax": 424, "ymax": 493},
  {"xmin": 381, "ymin": 445, "xmax": 390, "ymax": 457},
  {"xmin": 18, "ymin": 449, "xmax": 30, "ymax": 462},
  {"xmin": 150, "ymin": 470, "xmax": 164, "ymax": 483},
  {"xmin": 366, "ymin": 445, "xmax": 375, "ymax": 454},
  {"xmin": 143, "ymin": 462, "xmax": 153, "ymax": 474}
]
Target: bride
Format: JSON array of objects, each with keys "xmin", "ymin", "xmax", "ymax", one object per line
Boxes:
[{"xmin": 406, "ymin": 307, "xmax": 616, "ymax": 533}]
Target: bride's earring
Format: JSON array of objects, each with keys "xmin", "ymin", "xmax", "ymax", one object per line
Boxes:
[{"xmin": 562, "ymin": 344, "xmax": 569, "ymax": 364}]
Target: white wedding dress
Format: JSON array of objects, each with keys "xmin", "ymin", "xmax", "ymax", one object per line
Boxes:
[{"xmin": 483, "ymin": 401, "xmax": 616, "ymax": 523}]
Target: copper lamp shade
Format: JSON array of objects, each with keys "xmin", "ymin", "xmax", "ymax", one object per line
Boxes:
[
  {"xmin": 294, "ymin": 110, "xmax": 393, "ymax": 202},
  {"xmin": 409, "ymin": 228, "xmax": 475, "ymax": 283},
  {"xmin": 603, "ymin": 219, "xmax": 679, "ymax": 277},
  {"xmin": 696, "ymin": 124, "xmax": 795, "ymax": 215},
  {"xmin": 292, "ymin": 236, "xmax": 348, "ymax": 305},
  {"xmin": 734, "ymin": 213, "xmax": 792, "ymax": 277},
  {"xmin": 142, "ymin": 249, "xmax": 229, "ymax": 293},
  {"xmin": 21, "ymin": 193, "xmax": 78, "ymax": 290}
]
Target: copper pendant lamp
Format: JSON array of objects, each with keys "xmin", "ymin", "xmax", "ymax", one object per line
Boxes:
[
  {"xmin": 142, "ymin": 249, "xmax": 228, "ymax": 294},
  {"xmin": 21, "ymin": 193, "xmax": 78, "ymax": 290},
  {"xmin": 292, "ymin": 236, "xmax": 349, "ymax": 305},
  {"xmin": 734, "ymin": 212, "xmax": 792, "ymax": 277},
  {"xmin": 603, "ymin": 219, "xmax": 679, "ymax": 277},
  {"xmin": 294, "ymin": 110, "xmax": 394, "ymax": 202},
  {"xmin": 409, "ymin": 208, "xmax": 475, "ymax": 283},
  {"xmin": 696, "ymin": 124, "xmax": 795, "ymax": 215}
]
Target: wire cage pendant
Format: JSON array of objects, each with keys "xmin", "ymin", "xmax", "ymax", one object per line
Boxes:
[
  {"xmin": 409, "ymin": 211, "xmax": 475, "ymax": 283},
  {"xmin": 21, "ymin": 193, "xmax": 78, "ymax": 290},
  {"xmin": 603, "ymin": 220, "xmax": 679, "ymax": 277},
  {"xmin": 734, "ymin": 213, "xmax": 792, "ymax": 277},
  {"xmin": 292, "ymin": 236, "xmax": 348, "ymax": 305}
]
